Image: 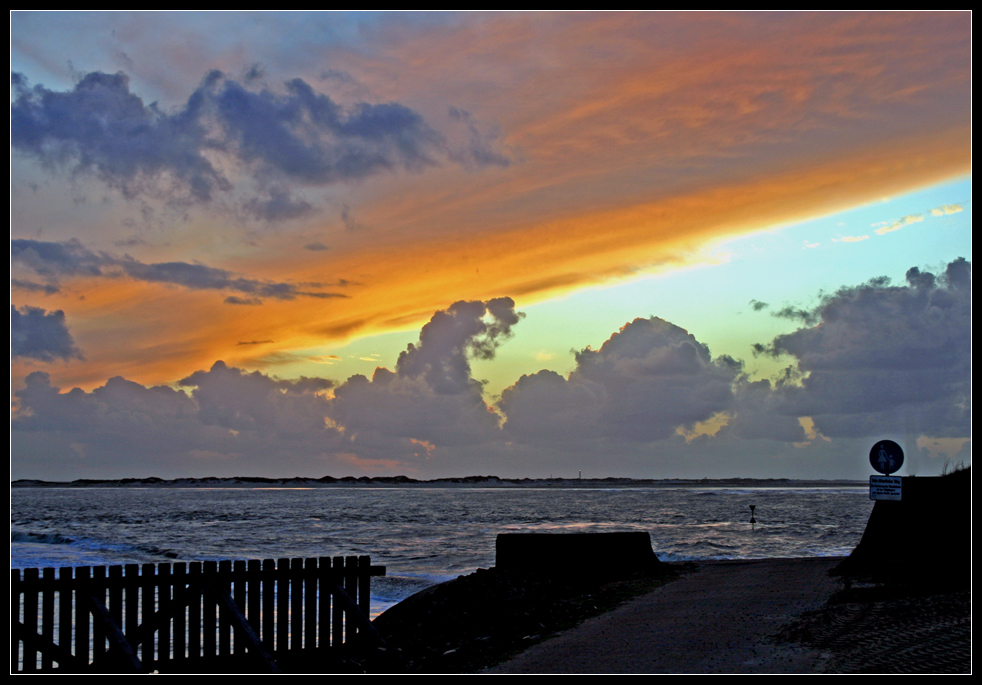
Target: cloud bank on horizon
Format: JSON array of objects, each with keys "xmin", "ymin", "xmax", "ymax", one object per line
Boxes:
[
  {"xmin": 10, "ymin": 11, "xmax": 971, "ymax": 480},
  {"xmin": 12, "ymin": 259, "xmax": 971, "ymax": 480}
]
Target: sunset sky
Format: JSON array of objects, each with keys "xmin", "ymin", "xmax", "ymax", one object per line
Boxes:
[{"xmin": 11, "ymin": 11, "xmax": 971, "ymax": 481}]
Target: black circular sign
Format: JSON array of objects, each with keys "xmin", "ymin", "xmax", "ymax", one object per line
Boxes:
[{"xmin": 869, "ymin": 440, "xmax": 904, "ymax": 475}]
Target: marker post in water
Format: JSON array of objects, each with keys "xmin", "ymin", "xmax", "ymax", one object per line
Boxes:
[
  {"xmin": 749, "ymin": 504, "xmax": 756, "ymax": 530},
  {"xmin": 869, "ymin": 439, "xmax": 904, "ymax": 501}
]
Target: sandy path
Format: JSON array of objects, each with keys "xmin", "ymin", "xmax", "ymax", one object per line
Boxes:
[{"xmin": 489, "ymin": 557, "xmax": 843, "ymax": 674}]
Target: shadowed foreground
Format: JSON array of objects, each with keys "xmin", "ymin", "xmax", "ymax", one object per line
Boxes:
[
  {"xmin": 490, "ymin": 557, "xmax": 840, "ymax": 673},
  {"xmin": 490, "ymin": 558, "xmax": 969, "ymax": 674},
  {"xmin": 369, "ymin": 557, "xmax": 969, "ymax": 674}
]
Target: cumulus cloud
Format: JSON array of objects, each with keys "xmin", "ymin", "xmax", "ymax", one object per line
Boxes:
[
  {"xmin": 12, "ymin": 365, "xmax": 343, "ymax": 478},
  {"xmin": 14, "ymin": 372, "xmax": 191, "ymax": 435},
  {"xmin": 11, "ymin": 238, "xmax": 345, "ymax": 301},
  {"xmin": 179, "ymin": 361, "xmax": 334, "ymax": 434},
  {"xmin": 723, "ymin": 378, "xmax": 807, "ymax": 442},
  {"xmin": 11, "ymin": 305, "xmax": 84, "ymax": 362},
  {"xmin": 10, "ymin": 70, "xmax": 510, "ymax": 218},
  {"xmin": 500, "ymin": 317, "xmax": 742, "ymax": 444},
  {"xmin": 757, "ymin": 257, "xmax": 971, "ymax": 438},
  {"xmin": 396, "ymin": 298, "xmax": 524, "ymax": 394},
  {"xmin": 329, "ymin": 298, "xmax": 524, "ymax": 456}
]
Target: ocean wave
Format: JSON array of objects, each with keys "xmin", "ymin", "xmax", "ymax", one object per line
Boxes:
[{"xmin": 11, "ymin": 530, "xmax": 75, "ymax": 545}]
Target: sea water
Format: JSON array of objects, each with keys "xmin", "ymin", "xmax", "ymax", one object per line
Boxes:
[{"xmin": 11, "ymin": 485, "xmax": 871, "ymax": 617}]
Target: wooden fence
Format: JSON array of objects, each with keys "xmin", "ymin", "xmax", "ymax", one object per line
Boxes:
[{"xmin": 11, "ymin": 556, "xmax": 386, "ymax": 673}]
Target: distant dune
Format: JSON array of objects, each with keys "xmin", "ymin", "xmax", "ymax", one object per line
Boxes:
[{"xmin": 11, "ymin": 475, "xmax": 865, "ymax": 489}]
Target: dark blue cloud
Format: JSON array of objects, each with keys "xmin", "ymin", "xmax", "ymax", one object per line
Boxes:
[
  {"xmin": 11, "ymin": 70, "xmax": 510, "ymax": 219},
  {"xmin": 11, "ymin": 71, "xmax": 224, "ymax": 202},
  {"xmin": 11, "ymin": 279, "xmax": 61, "ymax": 295},
  {"xmin": 12, "ymin": 238, "xmax": 348, "ymax": 301},
  {"xmin": 11, "ymin": 305, "xmax": 84, "ymax": 362}
]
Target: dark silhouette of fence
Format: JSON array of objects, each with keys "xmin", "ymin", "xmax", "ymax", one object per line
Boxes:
[{"xmin": 11, "ymin": 556, "xmax": 385, "ymax": 673}]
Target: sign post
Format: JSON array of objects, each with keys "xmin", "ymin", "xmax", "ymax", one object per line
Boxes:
[{"xmin": 869, "ymin": 439, "xmax": 904, "ymax": 501}]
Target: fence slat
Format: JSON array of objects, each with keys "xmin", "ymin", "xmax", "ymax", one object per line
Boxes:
[
  {"xmin": 290, "ymin": 559, "xmax": 303, "ymax": 651},
  {"xmin": 124, "ymin": 564, "xmax": 140, "ymax": 661},
  {"xmin": 332, "ymin": 557, "xmax": 344, "ymax": 649},
  {"xmin": 218, "ymin": 560, "xmax": 232, "ymax": 656},
  {"xmin": 304, "ymin": 558, "xmax": 318, "ymax": 650},
  {"xmin": 246, "ymin": 559, "xmax": 260, "ymax": 651},
  {"xmin": 276, "ymin": 558, "xmax": 290, "ymax": 653},
  {"xmin": 141, "ymin": 563, "xmax": 156, "ymax": 665},
  {"xmin": 41, "ymin": 567, "xmax": 55, "ymax": 670},
  {"xmin": 187, "ymin": 562, "xmax": 202, "ymax": 662},
  {"xmin": 202, "ymin": 561, "xmax": 217, "ymax": 658},
  {"xmin": 172, "ymin": 563, "xmax": 187, "ymax": 662},
  {"xmin": 58, "ymin": 567, "xmax": 73, "ymax": 669},
  {"xmin": 12, "ymin": 570, "xmax": 23, "ymax": 672},
  {"xmin": 22, "ymin": 568, "xmax": 39, "ymax": 671},
  {"xmin": 318, "ymin": 558, "xmax": 332, "ymax": 650},
  {"xmin": 345, "ymin": 556, "xmax": 357, "ymax": 644},
  {"xmin": 262, "ymin": 559, "xmax": 275, "ymax": 653},
  {"xmin": 108, "ymin": 565, "xmax": 123, "ymax": 640},
  {"xmin": 75, "ymin": 566, "xmax": 90, "ymax": 668},
  {"xmin": 233, "ymin": 560, "xmax": 246, "ymax": 657},
  {"xmin": 358, "ymin": 555, "xmax": 372, "ymax": 620}
]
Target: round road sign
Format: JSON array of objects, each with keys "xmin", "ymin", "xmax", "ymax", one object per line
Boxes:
[{"xmin": 869, "ymin": 440, "xmax": 904, "ymax": 475}]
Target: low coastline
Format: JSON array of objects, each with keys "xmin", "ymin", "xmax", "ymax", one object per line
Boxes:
[{"xmin": 11, "ymin": 475, "xmax": 865, "ymax": 489}]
